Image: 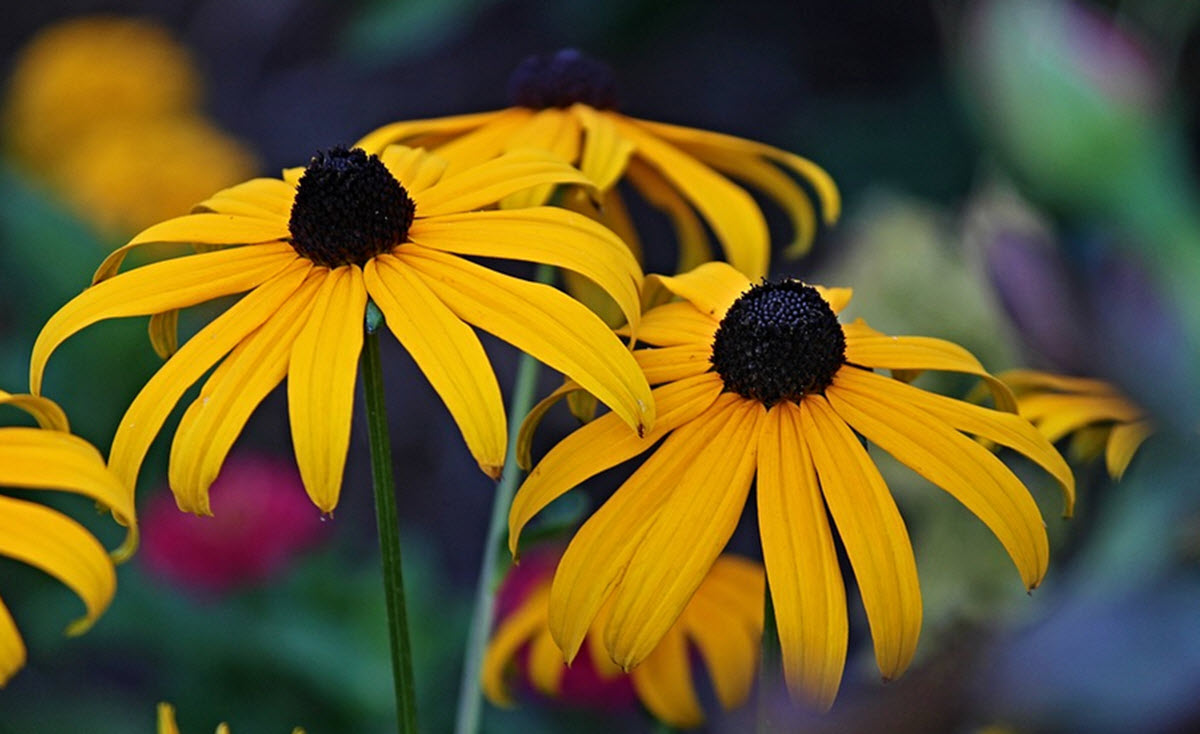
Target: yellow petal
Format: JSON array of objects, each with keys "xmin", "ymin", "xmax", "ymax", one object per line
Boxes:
[
  {"xmin": 757, "ymin": 402, "xmax": 847, "ymax": 710},
  {"xmin": 648, "ymin": 262, "xmax": 752, "ymax": 320},
  {"xmin": 827, "ymin": 380, "xmax": 1050, "ymax": 591},
  {"xmin": 498, "ymin": 108, "xmax": 583, "ymax": 209},
  {"xmin": 527, "ymin": 627, "xmax": 566, "ymax": 696},
  {"xmin": 481, "ymin": 581, "xmax": 551, "ymax": 706},
  {"xmin": 515, "ymin": 380, "xmax": 581, "ymax": 472},
  {"xmin": 511, "ymin": 373, "xmax": 723, "ymax": 556},
  {"xmin": 168, "ymin": 272, "xmax": 324, "ymax": 514},
  {"xmin": 147, "ymin": 309, "xmax": 179, "ymax": 360},
  {"xmin": 562, "ymin": 186, "xmax": 642, "ymax": 264},
  {"xmin": 192, "ymin": 178, "xmax": 297, "ymax": 219},
  {"xmin": 412, "ymin": 148, "xmax": 592, "ymax": 217},
  {"xmin": 574, "ymin": 106, "xmax": 635, "ymax": 192},
  {"xmin": 634, "ymin": 345, "xmax": 714, "ymax": 385},
  {"xmin": 0, "ymin": 391, "xmax": 68, "ymax": 431},
  {"xmin": 401, "ymin": 248, "xmax": 654, "ymax": 435},
  {"xmin": 802, "ymin": 396, "xmax": 921, "ymax": 681},
  {"xmin": 681, "ymin": 587, "xmax": 759, "ymax": 711},
  {"xmin": 287, "ymin": 266, "xmax": 367, "ymax": 512},
  {"xmin": 606, "ymin": 397, "xmax": 761, "ymax": 669},
  {"xmin": 999, "ymin": 369, "xmax": 1119, "ymax": 395},
  {"xmin": 429, "ymin": 110, "xmax": 539, "ymax": 175},
  {"xmin": 0, "ymin": 495, "xmax": 114, "ymax": 636},
  {"xmin": 33, "ymin": 244, "xmax": 298, "ymax": 394},
  {"xmin": 0, "ymin": 600, "xmax": 26, "ymax": 686},
  {"xmin": 815, "ymin": 286, "xmax": 853, "ymax": 315},
  {"xmin": 107, "ymin": 259, "xmax": 312, "ymax": 496},
  {"xmin": 630, "ymin": 627, "xmax": 703, "ymax": 729},
  {"xmin": 366, "ymin": 256, "xmax": 506, "ymax": 477},
  {"xmin": 844, "ymin": 334, "xmax": 1017, "ymax": 412},
  {"xmin": 408, "ymin": 207, "xmax": 643, "ymax": 332},
  {"xmin": 1106, "ymin": 419, "xmax": 1154, "ymax": 480},
  {"xmin": 156, "ymin": 703, "xmax": 180, "ymax": 734},
  {"xmin": 379, "ymin": 145, "xmax": 448, "ymax": 196},
  {"xmin": 615, "ymin": 118, "xmax": 769, "ymax": 279},
  {"xmin": 624, "ymin": 156, "xmax": 713, "ymax": 274},
  {"xmin": 353, "ymin": 109, "xmax": 515, "ymax": 155},
  {"xmin": 622, "ymin": 301, "xmax": 718, "ymax": 348},
  {"xmin": 1017, "ymin": 393, "xmax": 1143, "ymax": 442}
]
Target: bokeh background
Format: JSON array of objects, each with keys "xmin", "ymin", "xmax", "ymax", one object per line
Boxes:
[{"xmin": 2, "ymin": 1, "xmax": 1200, "ymax": 732}]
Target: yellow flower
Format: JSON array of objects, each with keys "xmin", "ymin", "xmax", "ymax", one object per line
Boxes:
[
  {"xmin": 509, "ymin": 262, "xmax": 1075, "ymax": 709},
  {"xmin": 157, "ymin": 702, "xmax": 304, "ymax": 734},
  {"xmin": 0, "ymin": 390, "xmax": 135, "ymax": 686},
  {"xmin": 1001, "ymin": 369, "xmax": 1152, "ymax": 480},
  {"xmin": 483, "ymin": 552, "xmax": 763, "ymax": 729},
  {"xmin": 31, "ymin": 145, "xmax": 654, "ymax": 515},
  {"xmin": 355, "ymin": 49, "xmax": 841, "ymax": 279}
]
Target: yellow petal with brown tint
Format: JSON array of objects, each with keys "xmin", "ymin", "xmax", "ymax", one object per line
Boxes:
[
  {"xmin": 106, "ymin": 260, "xmax": 312, "ymax": 496},
  {"xmin": 547, "ymin": 397, "xmax": 728, "ymax": 662},
  {"xmin": 0, "ymin": 391, "xmax": 68, "ymax": 431},
  {"xmin": 843, "ymin": 334, "xmax": 1018, "ymax": 413},
  {"xmin": 624, "ymin": 157, "xmax": 712, "ymax": 273},
  {"xmin": 633, "ymin": 117, "xmax": 842, "ymax": 227},
  {"xmin": 802, "ymin": 396, "xmax": 921, "ymax": 681},
  {"xmin": 629, "ymin": 615, "xmax": 704, "ymax": 729},
  {"xmin": 400, "ymin": 248, "xmax": 654, "ymax": 435},
  {"xmin": 156, "ymin": 703, "xmax": 181, "ymax": 734},
  {"xmin": 606, "ymin": 397, "xmax": 761, "ymax": 669},
  {"xmin": 192, "ymin": 178, "xmax": 297, "ymax": 219},
  {"xmin": 408, "ymin": 207, "xmax": 643, "ymax": 332},
  {"xmin": 527, "ymin": 627, "xmax": 567, "ymax": 696},
  {"xmin": 499, "ymin": 109, "xmax": 583, "ymax": 209},
  {"xmin": 481, "ymin": 581, "xmax": 551, "ymax": 706},
  {"xmin": 366, "ymin": 256, "xmax": 506, "ymax": 477},
  {"xmin": 515, "ymin": 380, "xmax": 582, "ymax": 472},
  {"xmin": 620, "ymin": 301, "xmax": 718, "ymax": 348},
  {"xmin": 147, "ymin": 309, "xmax": 179, "ymax": 360},
  {"xmin": 33, "ymin": 244, "xmax": 298, "ymax": 394},
  {"xmin": 575, "ymin": 106, "xmax": 636, "ymax": 193},
  {"xmin": 1017, "ymin": 393, "xmax": 1143, "ymax": 443},
  {"xmin": 93, "ymin": 216, "xmax": 291, "ymax": 284},
  {"xmin": 426, "ymin": 110, "xmax": 539, "ymax": 175},
  {"xmin": 814, "ymin": 286, "xmax": 853, "ymax": 315},
  {"xmin": 378, "ymin": 145, "xmax": 448, "ymax": 197},
  {"xmin": 682, "ymin": 588, "xmax": 759, "ymax": 711},
  {"xmin": 0, "ymin": 601, "xmax": 25, "ymax": 686},
  {"xmin": 287, "ymin": 266, "xmax": 367, "ymax": 513},
  {"xmin": 0, "ymin": 427, "xmax": 137, "ymax": 559},
  {"xmin": 634, "ymin": 345, "xmax": 713, "ymax": 385},
  {"xmin": 413, "ymin": 149, "xmax": 592, "ymax": 217},
  {"xmin": 353, "ymin": 109, "xmax": 515, "ymax": 155},
  {"xmin": 615, "ymin": 118, "xmax": 770, "ymax": 279},
  {"xmin": 649, "ymin": 262, "xmax": 752, "ymax": 320},
  {"xmin": 827, "ymin": 382, "xmax": 1049, "ymax": 591},
  {"xmin": 836, "ymin": 367, "xmax": 1075, "ymax": 517},
  {"xmin": 168, "ymin": 272, "xmax": 323, "ymax": 514},
  {"xmin": 757, "ymin": 402, "xmax": 847, "ymax": 710},
  {"xmin": 1106, "ymin": 419, "xmax": 1154, "ymax": 480},
  {"xmin": 511, "ymin": 373, "xmax": 723, "ymax": 556},
  {"xmin": 0, "ymin": 495, "xmax": 114, "ymax": 636}
]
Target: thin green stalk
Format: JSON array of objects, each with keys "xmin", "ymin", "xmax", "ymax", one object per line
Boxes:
[
  {"xmin": 757, "ymin": 581, "xmax": 780, "ymax": 734},
  {"xmin": 362, "ymin": 308, "xmax": 419, "ymax": 734},
  {"xmin": 455, "ymin": 264, "xmax": 554, "ymax": 734}
]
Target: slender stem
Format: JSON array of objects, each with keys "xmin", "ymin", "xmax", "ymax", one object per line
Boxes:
[
  {"xmin": 455, "ymin": 264, "xmax": 553, "ymax": 734},
  {"xmin": 362, "ymin": 320, "xmax": 419, "ymax": 734},
  {"xmin": 757, "ymin": 580, "xmax": 780, "ymax": 734}
]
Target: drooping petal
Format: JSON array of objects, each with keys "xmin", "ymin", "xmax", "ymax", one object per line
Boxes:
[
  {"xmin": 649, "ymin": 262, "xmax": 752, "ymax": 320},
  {"xmin": 378, "ymin": 145, "xmax": 448, "ymax": 197},
  {"xmin": 844, "ymin": 333, "xmax": 1017, "ymax": 412},
  {"xmin": 562, "ymin": 186, "xmax": 641, "ymax": 263},
  {"xmin": 366, "ymin": 256, "xmax": 505, "ymax": 477},
  {"xmin": 0, "ymin": 391, "xmax": 68, "ymax": 431},
  {"xmin": 0, "ymin": 599, "xmax": 25, "ymax": 686},
  {"xmin": 401, "ymin": 248, "xmax": 654, "ymax": 434},
  {"xmin": 1106, "ymin": 419, "xmax": 1154, "ymax": 479},
  {"xmin": 353, "ymin": 109, "xmax": 514, "ymax": 154},
  {"xmin": 0, "ymin": 495, "xmax": 114, "ymax": 636},
  {"xmin": 629, "ymin": 627, "xmax": 703, "ymax": 729},
  {"xmin": 802, "ymin": 396, "xmax": 921, "ymax": 681},
  {"xmin": 621, "ymin": 301, "xmax": 719, "ymax": 348},
  {"xmin": 527, "ymin": 627, "xmax": 567, "ymax": 696},
  {"xmin": 33, "ymin": 244, "xmax": 298, "ymax": 394},
  {"xmin": 516, "ymin": 381, "xmax": 582, "ymax": 471},
  {"xmin": 757, "ymin": 402, "xmax": 847, "ymax": 709},
  {"xmin": 827, "ymin": 380, "xmax": 1050, "ymax": 591},
  {"xmin": 999, "ymin": 369, "xmax": 1118, "ymax": 395},
  {"xmin": 575, "ymin": 106, "xmax": 636, "ymax": 193},
  {"xmin": 481, "ymin": 581, "xmax": 551, "ymax": 706},
  {"xmin": 192, "ymin": 178, "xmax": 297, "ymax": 220},
  {"xmin": 1017, "ymin": 393, "xmax": 1143, "ymax": 443},
  {"xmin": 287, "ymin": 266, "xmax": 368, "ymax": 512},
  {"xmin": 168, "ymin": 272, "xmax": 324, "ymax": 514},
  {"xmin": 148, "ymin": 309, "xmax": 179, "ymax": 359},
  {"xmin": 408, "ymin": 207, "xmax": 643, "ymax": 331},
  {"xmin": 605, "ymin": 397, "xmax": 762, "ymax": 669},
  {"xmin": 511, "ymin": 373, "xmax": 723, "ymax": 556},
  {"xmin": 411, "ymin": 149, "xmax": 591, "ymax": 217},
  {"xmin": 624, "ymin": 157, "xmax": 712, "ymax": 273},
  {"xmin": 682, "ymin": 588, "xmax": 759, "ymax": 712},
  {"xmin": 106, "ymin": 259, "xmax": 312, "ymax": 494}
]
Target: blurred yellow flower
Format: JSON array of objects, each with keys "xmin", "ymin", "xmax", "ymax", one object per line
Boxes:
[
  {"xmin": 1001, "ymin": 369, "xmax": 1152, "ymax": 480},
  {"xmin": 157, "ymin": 702, "xmax": 305, "ymax": 734},
  {"xmin": 357, "ymin": 49, "xmax": 840, "ymax": 279},
  {"xmin": 32, "ymin": 145, "xmax": 653, "ymax": 515},
  {"xmin": 510, "ymin": 262, "xmax": 1074, "ymax": 709},
  {"xmin": 0, "ymin": 390, "xmax": 135, "ymax": 687}
]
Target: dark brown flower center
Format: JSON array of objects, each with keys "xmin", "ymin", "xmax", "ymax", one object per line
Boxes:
[
  {"xmin": 710, "ymin": 280, "xmax": 845, "ymax": 406},
  {"xmin": 506, "ymin": 49, "xmax": 619, "ymax": 110},
  {"xmin": 287, "ymin": 146, "xmax": 415, "ymax": 268}
]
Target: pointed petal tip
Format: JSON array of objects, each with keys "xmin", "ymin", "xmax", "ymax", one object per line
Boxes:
[{"xmin": 481, "ymin": 461, "xmax": 504, "ymax": 480}]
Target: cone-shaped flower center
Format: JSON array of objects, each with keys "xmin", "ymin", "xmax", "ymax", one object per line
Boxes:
[
  {"xmin": 288, "ymin": 146, "xmax": 415, "ymax": 268},
  {"xmin": 507, "ymin": 49, "xmax": 619, "ymax": 110},
  {"xmin": 710, "ymin": 280, "xmax": 845, "ymax": 406}
]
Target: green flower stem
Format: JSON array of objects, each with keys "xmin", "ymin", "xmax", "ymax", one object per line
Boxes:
[
  {"xmin": 455, "ymin": 263, "xmax": 554, "ymax": 734},
  {"xmin": 362, "ymin": 312, "xmax": 419, "ymax": 734},
  {"xmin": 757, "ymin": 581, "xmax": 780, "ymax": 734}
]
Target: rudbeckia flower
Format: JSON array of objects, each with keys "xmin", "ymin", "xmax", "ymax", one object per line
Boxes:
[
  {"xmin": 355, "ymin": 49, "xmax": 840, "ymax": 279},
  {"xmin": 0, "ymin": 390, "xmax": 135, "ymax": 686},
  {"xmin": 1001, "ymin": 369, "xmax": 1152, "ymax": 480},
  {"xmin": 509, "ymin": 262, "xmax": 1075, "ymax": 709},
  {"xmin": 156, "ymin": 702, "xmax": 305, "ymax": 734},
  {"xmin": 31, "ymin": 145, "xmax": 654, "ymax": 514},
  {"xmin": 483, "ymin": 548, "xmax": 763, "ymax": 729}
]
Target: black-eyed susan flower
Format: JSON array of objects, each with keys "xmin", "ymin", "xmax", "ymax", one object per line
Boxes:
[
  {"xmin": 355, "ymin": 49, "xmax": 840, "ymax": 279},
  {"xmin": 483, "ymin": 548, "xmax": 762, "ymax": 729},
  {"xmin": 157, "ymin": 702, "xmax": 305, "ymax": 734},
  {"xmin": 1001, "ymin": 369, "xmax": 1152, "ymax": 480},
  {"xmin": 31, "ymin": 145, "xmax": 654, "ymax": 515},
  {"xmin": 509, "ymin": 262, "xmax": 1075, "ymax": 709},
  {"xmin": 0, "ymin": 390, "xmax": 135, "ymax": 686}
]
